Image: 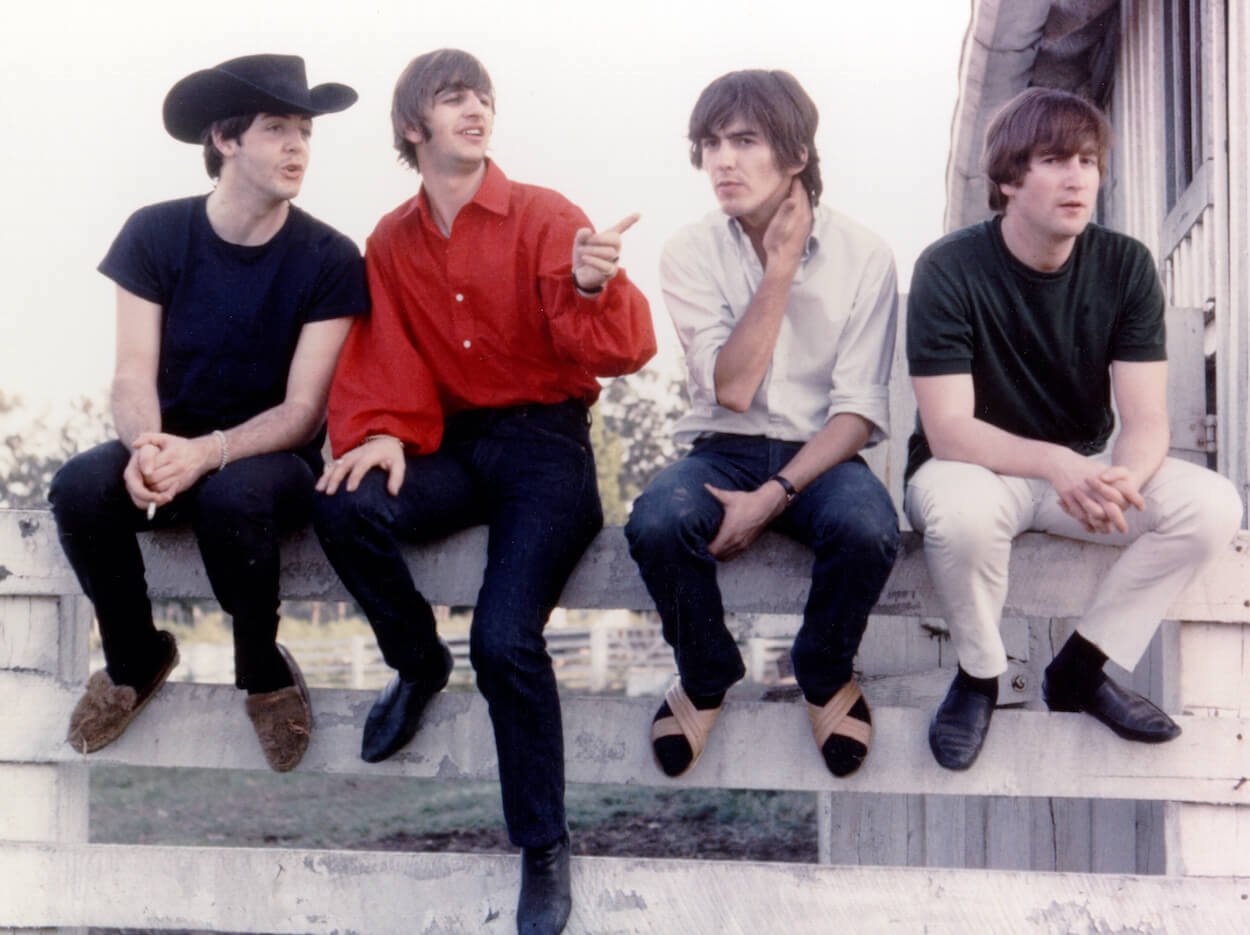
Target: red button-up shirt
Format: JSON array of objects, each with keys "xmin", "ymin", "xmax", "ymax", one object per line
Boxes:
[{"xmin": 328, "ymin": 161, "xmax": 656, "ymax": 456}]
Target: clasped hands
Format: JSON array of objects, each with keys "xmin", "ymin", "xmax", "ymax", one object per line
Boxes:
[
  {"xmin": 124, "ymin": 432, "xmax": 218, "ymax": 511},
  {"xmin": 1052, "ymin": 455, "xmax": 1145, "ymax": 535}
]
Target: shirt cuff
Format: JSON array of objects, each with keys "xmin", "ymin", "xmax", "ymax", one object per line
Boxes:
[{"xmin": 827, "ymin": 386, "xmax": 890, "ymax": 445}]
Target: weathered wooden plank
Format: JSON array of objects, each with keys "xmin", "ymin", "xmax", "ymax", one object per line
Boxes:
[
  {"xmin": 1172, "ymin": 803, "xmax": 1250, "ymax": 877},
  {"xmin": 0, "ymin": 595, "xmax": 60, "ymax": 673},
  {"xmin": 1180, "ymin": 622, "xmax": 1249, "ymax": 714},
  {"xmin": 3, "ymin": 510, "xmax": 1250, "ymax": 624},
  {"xmin": 0, "ymin": 595, "xmax": 88, "ymax": 856},
  {"xmin": 3, "ymin": 674, "xmax": 1246, "ymax": 805},
  {"xmin": 0, "ymin": 841, "xmax": 1245, "ymax": 934}
]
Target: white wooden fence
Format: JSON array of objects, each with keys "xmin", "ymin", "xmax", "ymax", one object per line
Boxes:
[
  {"xmin": 168, "ymin": 617, "xmax": 706, "ymax": 695},
  {"xmin": 2, "ymin": 510, "xmax": 1249, "ymax": 933}
]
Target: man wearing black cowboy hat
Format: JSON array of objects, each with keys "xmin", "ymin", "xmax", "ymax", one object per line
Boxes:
[{"xmin": 50, "ymin": 54, "xmax": 368, "ymax": 773}]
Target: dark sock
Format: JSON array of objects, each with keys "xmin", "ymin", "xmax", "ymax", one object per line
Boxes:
[
  {"xmin": 652, "ymin": 688, "xmax": 724, "ymax": 777},
  {"xmin": 1046, "ymin": 632, "xmax": 1107, "ymax": 696},
  {"xmin": 804, "ymin": 684, "xmax": 872, "ymax": 778},
  {"xmin": 398, "ymin": 643, "xmax": 450, "ymax": 685},
  {"xmin": 954, "ymin": 667, "xmax": 999, "ymax": 704},
  {"xmin": 108, "ymin": 632, "xmax": 170, "ymax": 691},
  {"xmin": 243, "ymin": 645, "xmax": 295, "ymax": 695}
]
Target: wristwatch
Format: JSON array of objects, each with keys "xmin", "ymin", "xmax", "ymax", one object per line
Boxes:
[{"xmin": 769, "ymin": 473, "xmax": 798, "ymax": 505}]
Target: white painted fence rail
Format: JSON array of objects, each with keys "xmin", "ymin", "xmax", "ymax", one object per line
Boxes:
[{"xmin": 2, "ymin": 508, "xmax": 1249, "ymax": 933}]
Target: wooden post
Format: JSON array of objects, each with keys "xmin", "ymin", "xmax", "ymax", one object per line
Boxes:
[
  {"xmin": 1169, "ymin": 616, "xmax": 1250, "ymax": 876},
  {"xmin": 351, "ymin": 634, "xmax": 365, "ymax": 690},
  {"xmin": 0, "ymin": 591, "xmax": 90, "ymax": 935},
  {"xmin": 589, "ymin": 620, "xmax": 609, "ymax": 693},
  {"xmin": 816, "ymin": 791, "xmax": 834, "ymax": 865}
]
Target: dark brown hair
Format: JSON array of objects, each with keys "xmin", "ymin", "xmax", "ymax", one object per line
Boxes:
[
  {"xmin": 199, "ymin": 114, "xmax": 260, "ymax": 180},
  {"xmin": 391, "ymin": 49, "xmax": 494, "ymax": 171},
  {"xmin": 687, "ymin": 69, "xmax": 822, "ymax": 206},
  {"xmin": 983, "ymin": 87, "xmax": 1112, "ymax": 213}
]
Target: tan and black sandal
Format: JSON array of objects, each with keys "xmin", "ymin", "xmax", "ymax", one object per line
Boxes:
[
  {"xmin": 807, "ymin": 680, "xmax": 872, "ymax": 777},
  {"xmin": 650, "ymin": 680, "xmax": 722, "ymax": 778}
]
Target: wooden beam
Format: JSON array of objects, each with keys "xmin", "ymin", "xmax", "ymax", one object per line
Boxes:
[
  {"xmin": 1, "ymin": 841, "xmax": 1246, "ymax": 934},
  {"xmin": 3, "ymin": 511, "xmax": 1250, "ymax": 623},
  {"xmin": 4, "ymin": 674, "xmax": 1246, "ymax": 806}
]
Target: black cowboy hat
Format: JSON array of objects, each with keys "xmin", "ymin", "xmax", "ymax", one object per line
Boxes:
[{"xmin": 163, "ymin": 54, "xmax": 357, "ymax": 143}]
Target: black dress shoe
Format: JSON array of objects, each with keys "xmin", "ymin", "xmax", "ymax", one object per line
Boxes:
[
  {"xmin": 1043, "ymin": 672, "xmax": 1181, "ymax": 743},
  {"xmin": 929, "ymin": 680, "xmax": 995, "ymax": 771},
  {"xmin": 360, "ymin": 643, "xmax": 453, "ymax": 763},
  {"xmin": 517, "ymin": 831, "xmax": 572, "ymax": 935}
]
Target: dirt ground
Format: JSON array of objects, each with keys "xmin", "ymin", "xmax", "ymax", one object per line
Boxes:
[{"xmin": 90, "ymin": 766, "xmax": 820, "ymax": 862}]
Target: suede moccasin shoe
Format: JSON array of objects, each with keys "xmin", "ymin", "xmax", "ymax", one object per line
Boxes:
[
  {"xmin": 67, "ymin": 631, "xmax": 179, "ymax": 754},
  {"xmin": 245, "ymin": 644, "xmax": 313, "ymax": 772}
]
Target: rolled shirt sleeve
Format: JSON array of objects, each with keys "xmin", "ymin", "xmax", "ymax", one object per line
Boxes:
[{"xmin": 825, "ymin": 245, "xmax": 898, "ymax": 444}]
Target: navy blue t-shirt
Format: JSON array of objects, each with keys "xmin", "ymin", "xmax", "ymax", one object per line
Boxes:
[{"xmin": 99, "ymin": 195, "xmax": 367, "ymax": 456}]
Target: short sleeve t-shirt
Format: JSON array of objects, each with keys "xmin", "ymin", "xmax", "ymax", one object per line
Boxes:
[
  {"xmin": 905, "ymin": 217, "xmax": 1165, "ymax": 480},
  {"xmin": 99, "ymin": 195, "xmax": 367, "ymax": 452}
]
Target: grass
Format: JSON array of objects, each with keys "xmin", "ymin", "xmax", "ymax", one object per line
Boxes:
[{"xmin": 90, "ymin": 765, "xmax": 818, "ymax": 861}]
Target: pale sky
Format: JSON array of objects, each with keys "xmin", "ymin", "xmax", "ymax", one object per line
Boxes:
[{"xmin": 0, "ymin": 0, "xmax": 970, "ymax": 411}]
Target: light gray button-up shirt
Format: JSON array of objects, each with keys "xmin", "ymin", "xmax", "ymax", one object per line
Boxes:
[{"xmin": 660, "ymin": 203, "xmax": 898, "ymax": 448}]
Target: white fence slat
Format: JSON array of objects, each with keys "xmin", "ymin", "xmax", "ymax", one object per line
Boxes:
[
  {"xmin": 4, "ymin": 674, "xmax": 1247, "ymax": 806},
  {"xmin": 1, "ymin": 841, "xmax": 1246, "ymax": 935},
  {"xmin": 5, "ymin": 511, "xmax": 1250, "ymax": 624}
]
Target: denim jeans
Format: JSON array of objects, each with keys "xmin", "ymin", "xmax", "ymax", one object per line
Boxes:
[
  {"xmin": 313, "ymin": 400, "xmax": 603, "ymax": 848},
  {"xmin": 49, "ymin": 440, "xmax": 317, "ymax": 692},
  {"xmin": 626, "ymin": 433, "xmax": 899, "ymax": 699}
]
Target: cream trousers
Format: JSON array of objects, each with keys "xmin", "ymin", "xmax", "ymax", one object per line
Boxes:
[{"xmin": 904, "ymin": 456, "xmax": 1242, "ymax": 679}]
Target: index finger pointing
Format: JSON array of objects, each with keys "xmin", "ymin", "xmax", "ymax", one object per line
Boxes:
[{"xmin": 606, "ymin": 213, "xmax": 641, "ymax": 235}]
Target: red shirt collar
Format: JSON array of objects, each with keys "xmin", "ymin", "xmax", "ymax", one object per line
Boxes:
[{"xmin": 413, "ymin": 160, "xmax": 511, "ymax": 230}]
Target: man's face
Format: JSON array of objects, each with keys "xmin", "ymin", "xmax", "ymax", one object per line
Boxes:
[
  {"xmin": 220, "ymin": 113, "xmax": 312, "ymax": 203},
  {"xmin": 1000, "ymin": 147, "xmax": 1100, "ymax": 242},
  {"xmin": 700, "ymin": 119, "xmax": 796, "ymax": 229},
  {"xmin": 407, "ymin": 84, "xmax": 494, "ymax": 173}
]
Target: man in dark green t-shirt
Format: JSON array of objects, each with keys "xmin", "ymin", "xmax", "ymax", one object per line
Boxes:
[{"xmin": 905, "ymin": 87, "xmax": 1242, "ymax": 771}]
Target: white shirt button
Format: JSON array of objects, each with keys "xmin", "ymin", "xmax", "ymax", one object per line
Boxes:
[
  {"xmin": 463, "ymin": 339, "xmax": 472, "ymax": 349},
  {"xmin": 455, "ymin": 293, "xmax": 464, "ymax": 302}
]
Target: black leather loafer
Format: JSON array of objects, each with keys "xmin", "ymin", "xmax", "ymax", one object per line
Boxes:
[
  {"xmin": 1043, "ymin": 672, "xmax": 1181, "ymax": 743},
  {"xmin": 517, "ymin": 831, "xmax": 571, "ymax": 935},
  {"xmin": 928, "ymin": 679, "xmax": 995, "ymax": 771},
  {"xmin": 360, "ymin": 642, "xmax": 453, "ymax": 763}
]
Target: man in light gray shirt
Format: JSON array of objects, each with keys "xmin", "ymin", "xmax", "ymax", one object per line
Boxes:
[{"xmin": 626, "ymin": 68, "xmax": 899, "ymax": 781}]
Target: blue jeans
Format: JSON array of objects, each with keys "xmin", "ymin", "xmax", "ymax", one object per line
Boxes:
[
  {"xmin": 49, "ymin": 440, "xmax": 317, "ymax": 692},
  {"xmin": 626, "ymin": 433, "xmax": 899, "ymax": 699},
  {"xmin": 312, "ymin": 400, "xmax": 602, "ymax": 847}
]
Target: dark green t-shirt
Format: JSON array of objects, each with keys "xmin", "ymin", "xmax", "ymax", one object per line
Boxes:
[{"xmin": 905, "ymin": 217, "xmax": 1165, "ymax": 481}]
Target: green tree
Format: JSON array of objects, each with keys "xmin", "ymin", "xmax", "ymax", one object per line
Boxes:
[
  {"xmin": 0, "ymin": 391, "xmax": 112, "ymax": 509},
  {"xmin": 592, "ymin": 369, "xmax": 686, "ymax": 524}
]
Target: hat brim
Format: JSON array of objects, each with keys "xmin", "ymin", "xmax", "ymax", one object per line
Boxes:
[{"xmin": 163, "ymin": 70, "xmax": 357, "ymax": 143}]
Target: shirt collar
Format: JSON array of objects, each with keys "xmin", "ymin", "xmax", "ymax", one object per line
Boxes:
[
  {"xmin": 472, "ymin": 160, "xmax": 511, "ymax": 216},
  {"xmin": 413, "ymin": 159, "xmax": 511, "ymax": 229},
  {"xmin": 722, "ymin": 207, "xmax": 821, "ymax": 262}
]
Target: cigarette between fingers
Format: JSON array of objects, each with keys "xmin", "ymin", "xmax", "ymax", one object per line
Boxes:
[{"xmin": 147, "ymin": 502, "xmax": 156, "ymax": 521}]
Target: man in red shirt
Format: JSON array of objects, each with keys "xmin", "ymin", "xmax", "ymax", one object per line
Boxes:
[{"xmin": 313, "ymin": 49, "xmax": 655, "ymax": 935}]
